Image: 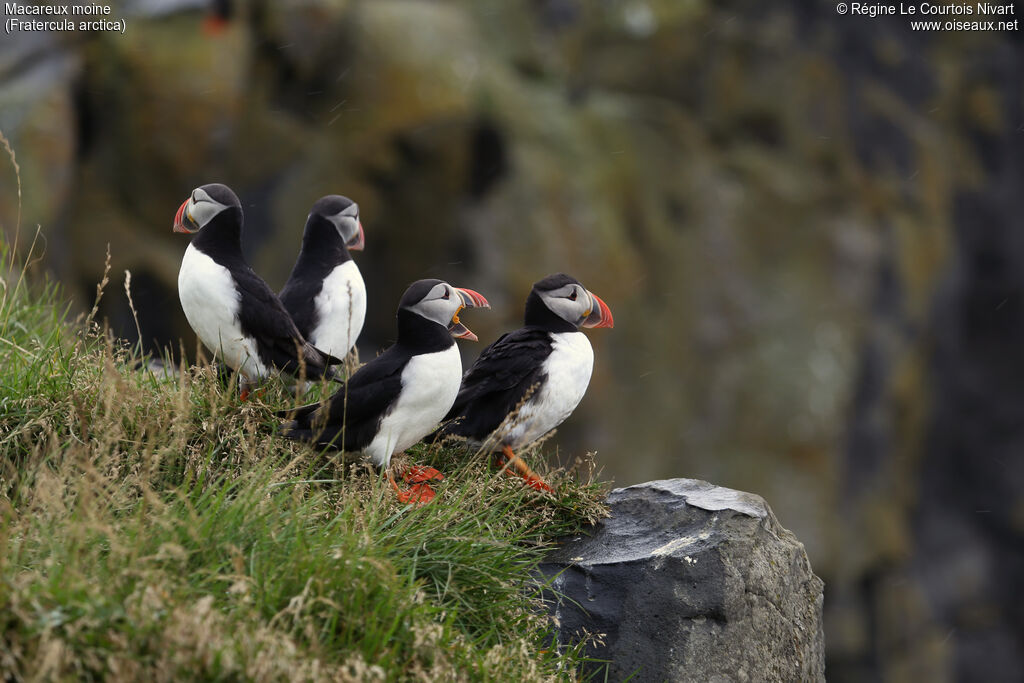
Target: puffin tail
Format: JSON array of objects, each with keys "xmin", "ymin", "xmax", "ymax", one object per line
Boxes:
[
  {"xmin": 321, "ymin": 348, "xmax": 345, "ymax": 367},
  {"xmin": 278, "ymin": 417, "xmax": 343, "ymax": 451},
  {"xmin": 299, "ymin": 343, "xmax": 344, "ymax": 381},
  {"xmin": 275, "ymin": 400, "xmax": 320, "ymax": 421},
  {"xmin": 276, "ymin": 402, "xmax": 324, "ymax": 444},
  {"xmin": 320, "ymin": 349, "xmax": 347, "ymax": 383},
  {"xmin": 279, "ymin": 421, "xmax": 313, "ymax": 441},
  {"xmin": 310, "ymin": 343, "xmax": 343, "ymax": 365}
]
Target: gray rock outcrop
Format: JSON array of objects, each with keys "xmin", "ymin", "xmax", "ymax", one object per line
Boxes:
[{"xmin": 540, "ymin": 479, "xmax": 824, "ymax": 682}]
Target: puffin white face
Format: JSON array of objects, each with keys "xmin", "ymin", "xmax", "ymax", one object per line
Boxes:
[
  {"xmin": 323, "ymin": 202, "xmax": 363, "ymax": 249},
  {"xmin": 402, "ymin": 280, "xmax": 490, "ymax": 341},
  {"xmin": 540, "ymin": 283, "xmax": 592, "ymax": 326},
  {"xmin": 410, "ymin": 282, "xmax": 465, "ymax": 328},
  {"xmin": 530, "ymin": 274, "xmax": 614, "ymax": 329},
  {"xmin": 538, "ymin": 281, "xmax": 615, "ymax": 329},
  {"xmin": 173, "ymin": 186, "xmax": 235, "ymax": 234},
  {"xmin": 308, "ymin": 195, "xmax": 365, "ymax": 250}
]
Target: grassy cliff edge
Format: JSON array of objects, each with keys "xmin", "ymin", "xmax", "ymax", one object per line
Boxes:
[{"xmin": 0, "ymin": 235, "xmax": 610, "ymax": 681}]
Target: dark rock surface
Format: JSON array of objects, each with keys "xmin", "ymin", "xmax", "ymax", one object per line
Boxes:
[{"xmin": 540, "ymin": 479, "xmax": 824, "ymax": 682}]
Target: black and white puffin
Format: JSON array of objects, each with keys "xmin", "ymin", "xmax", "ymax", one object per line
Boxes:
[
  {"xmin": 434, "ymin": 273, "xmax": 613, "ymax": 491},
  {"xmin": 173, "ymin": 183, "xmax": 339, "ymax": 399},
  {"xmin": 278, "ymin": 195, "xmax": 366, "ymax": 361},
  {"xmin": 281, "ymin": 279, "xmax": 489, "ymax": 503},
  {"xmin": 202, "ymin": 0, "xmax": 233, "ymax": 35}
]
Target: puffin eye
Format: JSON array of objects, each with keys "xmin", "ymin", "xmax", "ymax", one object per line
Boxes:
[
  {"xmin": 568, "ymin": 290, "xmax": 577, "ymax": 301},
  {"xmin": 442, "ymin": 289, "xmax": 450, "ymax": 300}
]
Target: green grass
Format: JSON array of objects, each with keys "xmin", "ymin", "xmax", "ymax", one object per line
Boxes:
[{"xmin": 0, "ymin": 217, "xmax": 610, "ymax": 680}]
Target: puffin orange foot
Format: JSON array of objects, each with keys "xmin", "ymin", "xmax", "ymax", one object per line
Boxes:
[
  {"xmin": 402, "ymin": 465, "xmax": 445, "ymax": 484},
  {"xmin": 395, "ymin": 482, "xmax": 437, "ymax": 505},
  {"xmin": 239, "ymin": 387, "xmax": 264, "ymax": 402},
  {"xmin": 388, "ymin": 467, "xmax": 438, "ymax": 505},
  {"xmin": 522, "ymin": 474, "xmax": 554, "ymax": 493}
]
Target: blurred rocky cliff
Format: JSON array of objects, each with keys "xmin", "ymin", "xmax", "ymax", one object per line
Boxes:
[{"xmin": 1, "ymin": 1, "xmax": 1021, "ymax": 679}]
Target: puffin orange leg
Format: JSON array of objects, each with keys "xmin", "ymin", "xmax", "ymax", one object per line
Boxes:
[
  {"xmin": 240, "ymin": 387, "xmax": 250, "ymax": 402},
  {"xmin": 500, "ymin": 445, "xmax": 554, "ymax": 493},
  {"xmin": 386, "ymin": 468, "xmax": 402, "ymax": 494}
]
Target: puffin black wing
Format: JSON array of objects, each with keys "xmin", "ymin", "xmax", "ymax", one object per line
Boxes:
[
  {"xmin": 438, "ymin": 327, "xmax": 553, "ymax": 440},
  {"xmin": 278, "ymin": 271, "xmax": 324, "ymax": 341},
  {"xmin": 280, "ymin": 345, "xmax": 409, "ymax": 451},
  {"xmin": 232, "ymin": 265, "xmax": 340, "ymax": 379}
]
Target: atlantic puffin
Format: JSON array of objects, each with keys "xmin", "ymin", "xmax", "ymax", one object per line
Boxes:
[
  {"xmin": 280, "ymin": 279, "xmax": 489, "ymax": 503},
  {"xmin": 173, "ymin": 183, "xmax": 339, "ymax": 399},
  {"xmin": 202, "ymin": 0, "xmax": 232, "ymax": 35},
  {"xmin": 279, "ymin": 195, "xmax": 366, "ymax": 362},
  {"xmin": 434, "ymin": 273, "xmax": 613, "ymax": 492}
]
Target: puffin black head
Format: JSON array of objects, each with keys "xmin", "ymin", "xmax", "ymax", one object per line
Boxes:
[
  {"xmin": 525, "ymin": 273, "xmax": 614, "ymax": 332},
  {"xmin": 173, "ymin": 183, "xmax": 241, "ymax": 234},
  {"xmin": 398, "ymin": 278, "xmax": 490, "ymax": 342},
  {"xmin": 307, "ymin": 195, "xmax": 365, "ymax": 251}
]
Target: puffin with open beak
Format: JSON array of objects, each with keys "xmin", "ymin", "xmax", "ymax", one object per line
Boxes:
[
  {"xmin": 433, "ymin": 273, "xmax": 613, "ymax": 492},
  {"xmin": 279, "ymin": 195, "xmax": 367, "ymax": 363},
  {"xmin": 280, "ymin": 279, "xmax": 489, "ymax": 504},
  {"xmin": 173, "ymin": 183, "xmax": 340, "ymax": 399}
]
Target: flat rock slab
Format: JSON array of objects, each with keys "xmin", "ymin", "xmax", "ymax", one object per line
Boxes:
[{"xmin": 540, "ymin": 478, "xmax": 825, "ymax": 682}]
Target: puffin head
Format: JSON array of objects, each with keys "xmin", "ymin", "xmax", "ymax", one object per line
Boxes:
[
  {"xmin": 530, "ymin": 273, "xmax": 614, "ymax": 330},
  {"xmin": 173, "ymin": 183, "xmax": 241, "ymax": 234},
  {"xmin": 308, "ymin": 195, "xmax": 364, "ymax": 251},
  {"xmin": 399, "ymin": 279, "xmax": 490, "ymax": 341}
]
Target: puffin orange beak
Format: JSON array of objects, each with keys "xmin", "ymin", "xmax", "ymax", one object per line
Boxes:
[
  {"xmin": 448, "ymin": 287, "xmax": 490, "ymax": 341},
  {"xmin": 347, "ymin": 220, "xmax": 365, "ymax": 251},
  {"xmin": 582, "ymin": 291, "xmax": 614, "ymax": 329},
  {"xmin": 455, "ymin": 288, "xmax": 489, "ymax": 309},
  {"xmin": 173, "ymin": 198, "xmax": 197, "ymax": 234},
  {"xmin": 448, "ymin": 320, "xmax": 478, "ymax": 342}
]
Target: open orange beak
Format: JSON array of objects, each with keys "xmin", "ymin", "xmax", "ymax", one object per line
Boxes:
[
  {"xmin": 582, "ymin": 291, "xmax": 614, "ymax": 329},
  {"xmin": 448, "ymin": 287, "xmax": 490, "ymax": 341},
  {"xmin": 173, "ymin": 197, "xmax": 197, "ymax": 234}
]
